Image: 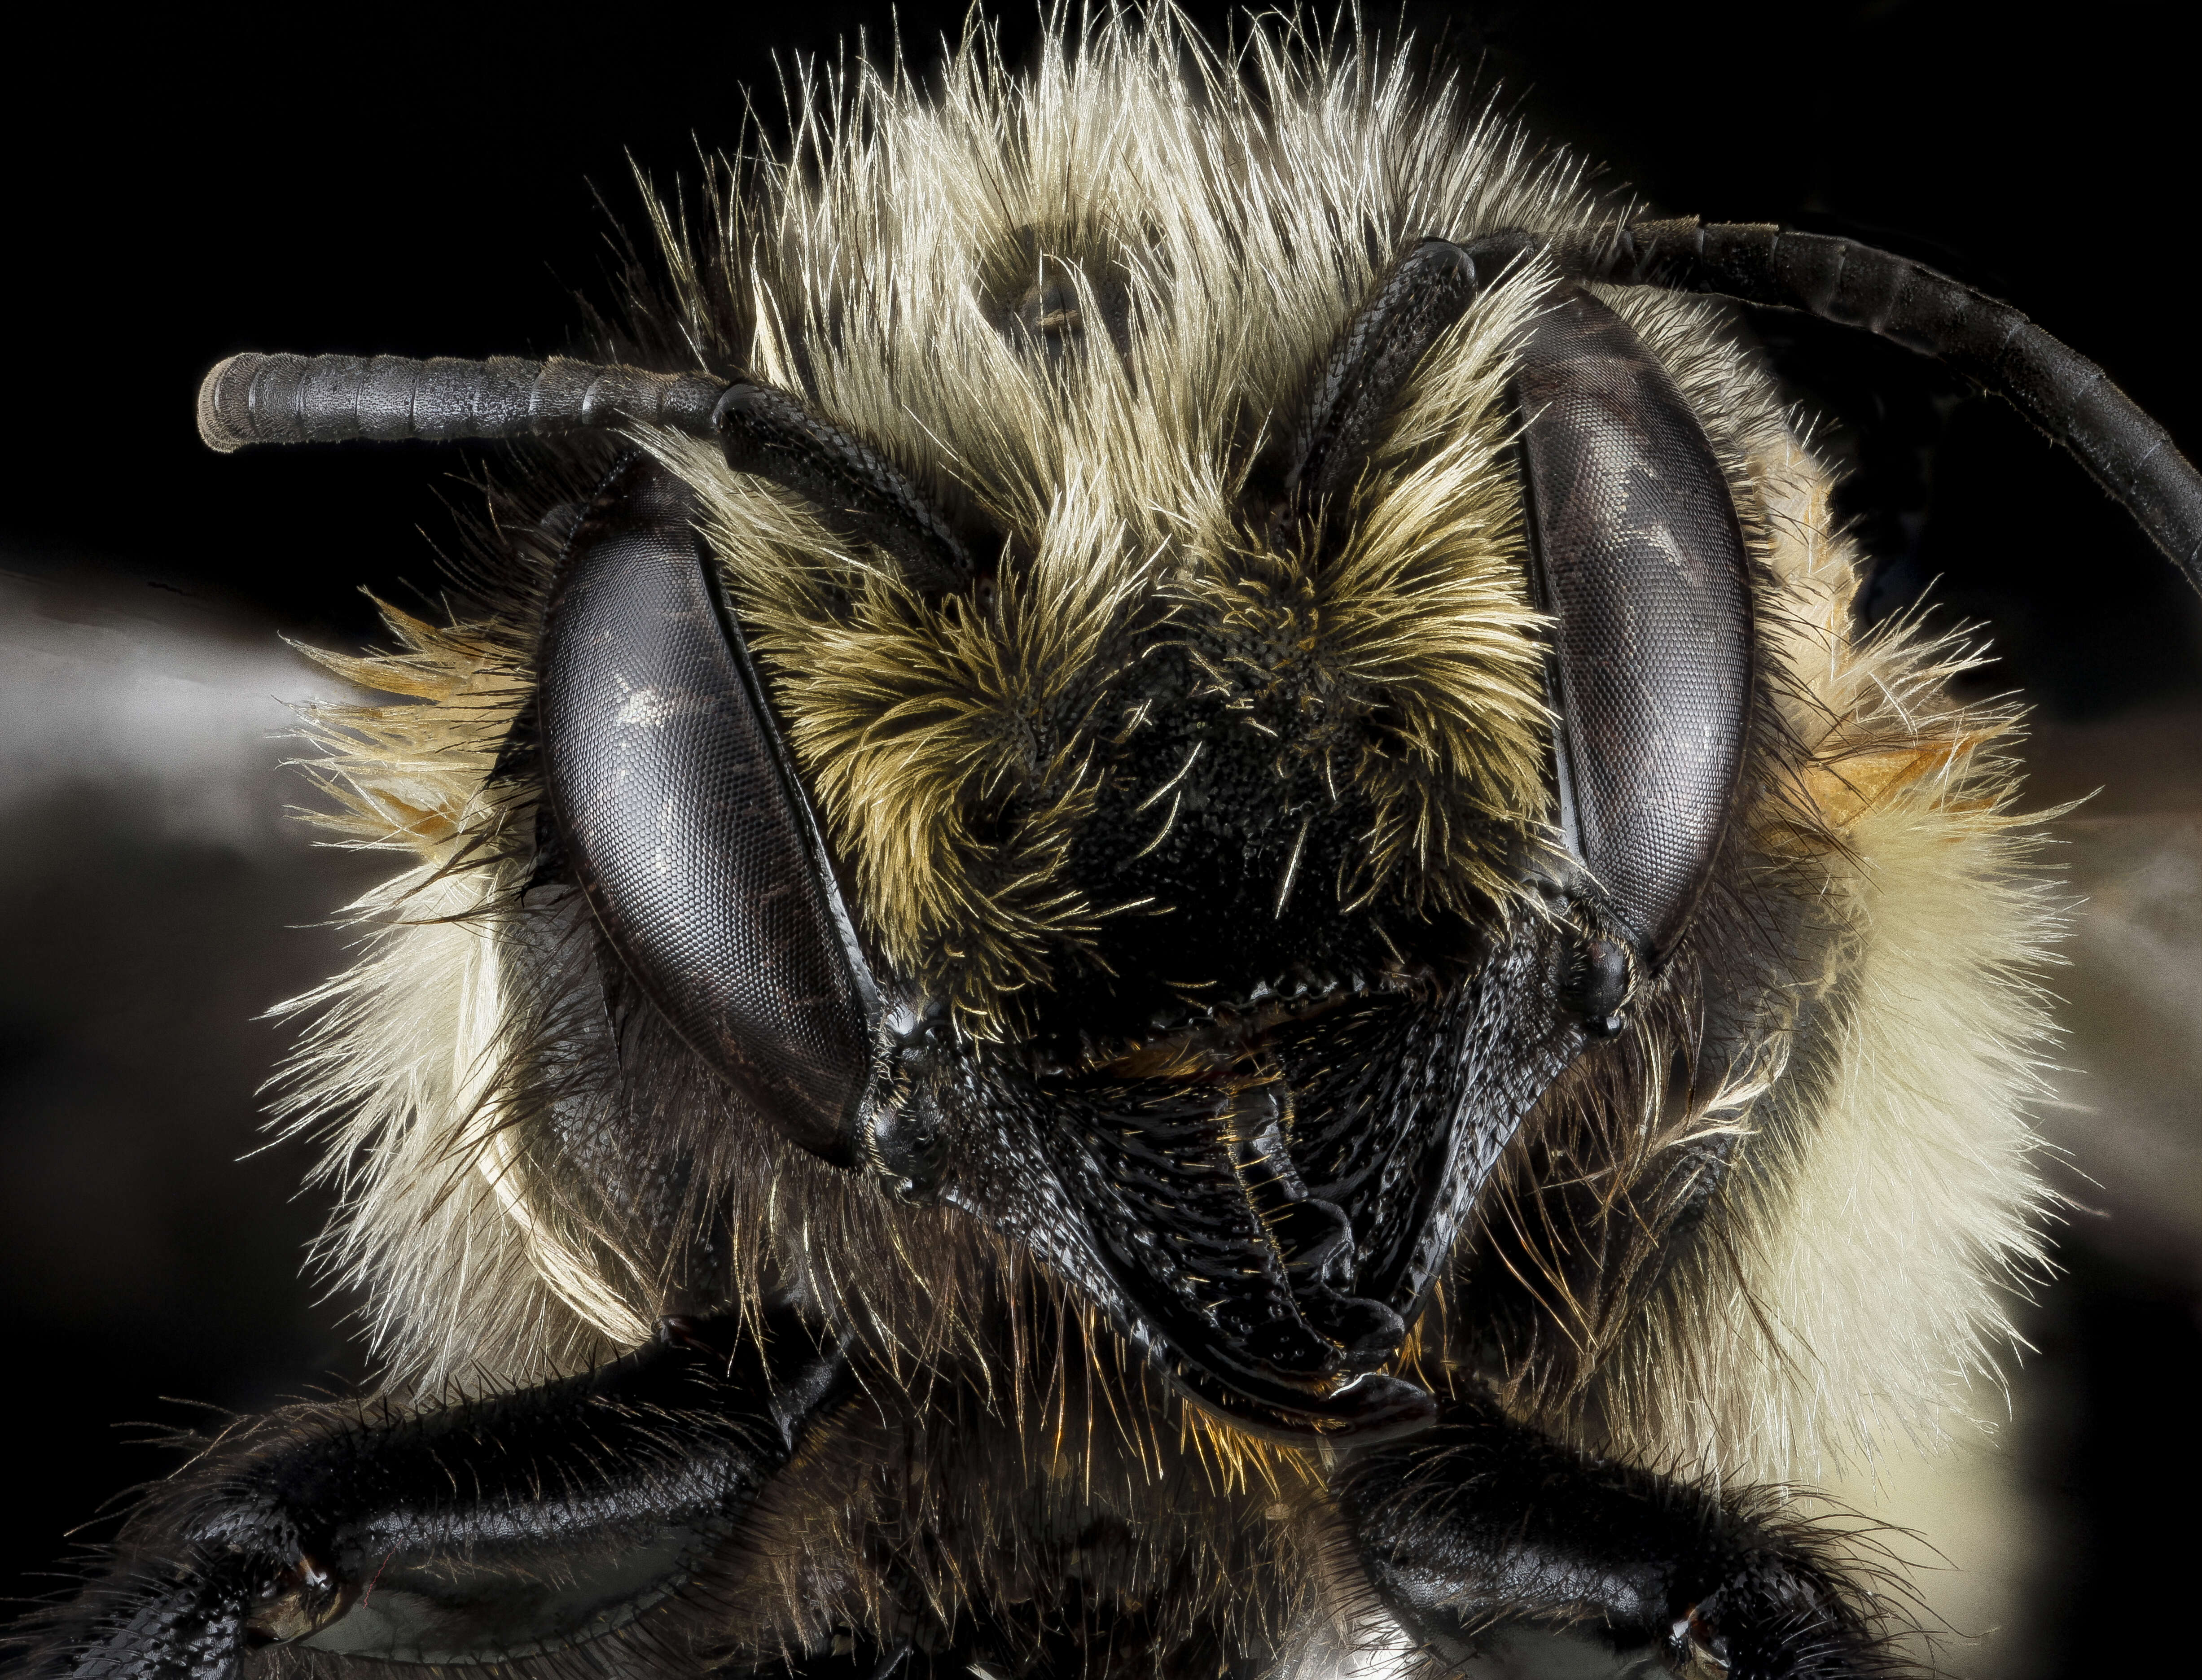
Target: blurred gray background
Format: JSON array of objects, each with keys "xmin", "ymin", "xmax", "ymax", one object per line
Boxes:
[{"xmin": 5, "ymin": 4, "xmax": 2198, "ymax": 1675}]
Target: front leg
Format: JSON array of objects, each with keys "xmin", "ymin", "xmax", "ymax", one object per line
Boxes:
[
  {"xmin": 21, "ymin": 1306, "xmax": 847, "ymax": 1680},
  {"xmin": 1338, "ymin": 1392, "xmax": 1897, "ymax": 1679}
]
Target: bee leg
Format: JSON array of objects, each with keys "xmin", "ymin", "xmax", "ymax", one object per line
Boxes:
[
  {"xmin": 18, "ymin": 1303, "xmax": 847, "ymax": 1680},
  {"xmin": 1338, "ymin": 1391, "xmax": 1889, "ymax": 1679}
]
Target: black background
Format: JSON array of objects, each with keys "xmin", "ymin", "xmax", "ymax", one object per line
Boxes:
[{"xmin": 4, "ymin": 3, "xmax": 2198, "ymax": 1674}]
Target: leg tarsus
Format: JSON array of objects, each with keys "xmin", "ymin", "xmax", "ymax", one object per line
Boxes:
[
  {"xmin": 1338, "ymin": 1391, "xmax": 1895, "ymax": 1680},
  {"xmin": 18, "ymin": 1303, "xmax": 848, "ymax": 1680}
]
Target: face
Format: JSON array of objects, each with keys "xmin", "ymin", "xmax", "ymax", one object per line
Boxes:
[
  {"xmin": 530, "ymin": 240, "xmax": 1755, "ymax": 1443},
  {"xmin": 537, "ymin": 447, "xmax": 1579, "ymax": 1439}
]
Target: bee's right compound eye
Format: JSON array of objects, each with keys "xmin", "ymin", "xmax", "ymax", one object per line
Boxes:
[
  {"xmin": 195, "ymin": 352, "xmax": 973, "ymax": 1169},
  {"xmin": 539, "ymin": 455, "xmax": 886, "ymax": 1168}
]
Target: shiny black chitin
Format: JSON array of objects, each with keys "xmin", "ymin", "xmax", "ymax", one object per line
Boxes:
[{"xmin": 15, "ymin": 20, "xmax": 2202, "ymax": 1680}]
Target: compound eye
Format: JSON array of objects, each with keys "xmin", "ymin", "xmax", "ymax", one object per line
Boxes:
[
  {"xmin": 539, "ymin": 456, "xmax": 882, "ymax": 1166},
  {"xmin": 1513, "ymin": 284, "xmax": 1754, "ymax": 967},
  {"xmin": 1282, "ymin": 241, "xmax": 1752, "ymax": 975}
]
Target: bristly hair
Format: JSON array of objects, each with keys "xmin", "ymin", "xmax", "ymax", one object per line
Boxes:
[
  {"xmin": 1449, "ymin": 423, "xmax": 2060, "ymax": 1486},
  {"xmin": 271, "ymin": 0, "xmax": 2057, "ymax": 1564},
  {"xmin": 633, "ymin": 7, "xmax": 1579, "ymax": 1036}
]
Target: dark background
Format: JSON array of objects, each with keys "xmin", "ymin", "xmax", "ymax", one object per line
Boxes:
[{"xmin": 4, "ymin": 4, "xmax": 2197, "ymax": 1676}]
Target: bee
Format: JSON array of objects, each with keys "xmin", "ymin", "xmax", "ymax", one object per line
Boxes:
[{"xmin": 17, "ymin": 8, "xmax": 2199, "ymax": 1679}]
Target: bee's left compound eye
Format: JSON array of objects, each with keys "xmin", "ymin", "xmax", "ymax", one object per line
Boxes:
[
  {"xmin": 1290, "ymin": 236, "xmax": 1754, "ymax": 994},
  {"xmin": 539, "ymin": 455, "xmax": 886, "ymax": 1167}
]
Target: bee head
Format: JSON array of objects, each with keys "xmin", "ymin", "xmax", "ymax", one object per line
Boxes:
[{"xmin": 202, "ymin": 190, "xmax": 2200, "ymax": 1437}]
